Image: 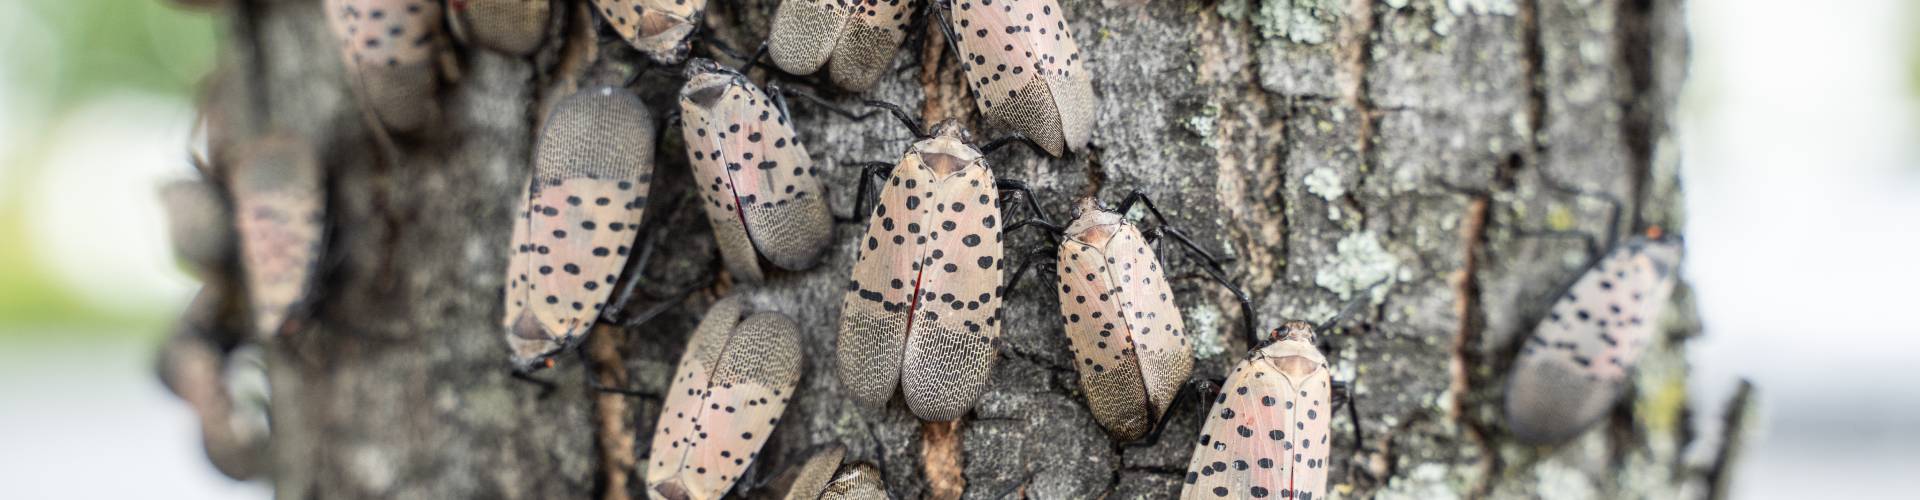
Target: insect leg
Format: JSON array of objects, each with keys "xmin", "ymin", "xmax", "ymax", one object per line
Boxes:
[
  {"xmin": 1535, "ymin": 171, "xmax": 1626, "ymax": 249},
  {"xmin": 836, "ymin": 161, "xmax": 897, "ymax": 222},
  {"xmin": 1331, "ymin": 379, "xmax": 1365, "ymax": 451},
  {"xmin": 860, "ymin": 100, "xmax": 929, "ymax": 138},
  {"xmin": 571, "ymin": 341, "xmax": 660, "ymax": 400},
  {"xmin": 600, "ymin": 222, "xmax": 664, "ymax": 324},
  {"xmin": 1004, "ymin": 250, "xmax": 1058, "ymax": 296},
  {"xmin": 1119, "ymin": 190, "xmax": 1237, "ymax": 272},
  {"xmin": 979, "ymin": 134, "xmax": 1048, "ymax": 156},
  {"xmin": 509, "ymin": 368, "xmax": 558, "ymax": 397},
  {"xmin": 771, "ymin": 83, "xmax": 892, "ymax": 124},
  {"xmin": 994, "ymin": 178, "xmax": 1061, "ymax": 243}
]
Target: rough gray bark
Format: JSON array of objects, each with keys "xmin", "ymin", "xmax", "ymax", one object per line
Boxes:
[{"xmin": 163, "ymin": 0, "xmax": 1730, "ymax": 498}]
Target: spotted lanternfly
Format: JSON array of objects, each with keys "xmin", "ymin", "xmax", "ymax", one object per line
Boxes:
[
  {"xmin": 1505, "ymin": 231, "xmax": 1683, "ymax": 444},
  {"xmin": 647, "ymin": 295, "xmax": 803, "ymax": 500},
  {"xmin": 323, "ymin": 0, "xmax": 443, "ymax": 133},
  {"xmin": 1182, "ymin": 321, "xmax": 1338, "ymax": 500},
  {"xmin": 1050, "ymin": 196, "xmax": 1196, "ymax": 442},
  {"xmin": 943, "ymin": 0, "xmax": 1096, "ymax": 156},
  {"xmin": 229, "ymin": 135, "xmax": 325, "ymax": 340},
  {"xmin": 160, "ymin": 178, "xmax": 236, "ymax": 279},
  {"xmin": 679, "ymin": 59, "xmax": 833, "ymax": 283},
  {"xmin": 503, "ymin": 86, "xmax": 656, "ymax": 371},
  {"xmin": 837, "ymin": 119, "xmax": 1006, "ymax": 421},
  {"xmin": 447, "ymin": 0, "xmax": 552, "ymax": 55},
  {"xmin": 773, "ymin": 445, "xmax": 892, "ymax": 500},
  {"xmin": 818, "ymin": 463, "xmax": 888, "ymax": 500},
  {"xmin": 591, "ymin": 0, "xmax": 705, "ymax": 65},
  {"xmin": 768, "ymin": 0, "xmax": 922, "ymax": 91}
]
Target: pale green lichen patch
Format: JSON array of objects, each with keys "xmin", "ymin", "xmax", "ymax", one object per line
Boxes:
[
  {"xmin": 1188, "ymin": 303, "xmax": 1228, "ymax": 359},
  {"xmin": 1530, "ymin": 460, "xmax": 1599, "ymax": 500},
  {"xmin": 1255, "ymin": 0, "xmax": 1340, "ymax": 44},
  {"xmin": 1306, "ymin": 167, "xmax": 1347, "ymax": 201},
  {"xmin": 1314, "ymin": 231, "xmax": 1403, "ymax": 301}
]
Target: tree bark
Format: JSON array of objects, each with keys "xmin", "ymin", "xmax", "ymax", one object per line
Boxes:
[{"xmin": 173, "ymin": 0, "xmax": 1720, "ymax": 498}]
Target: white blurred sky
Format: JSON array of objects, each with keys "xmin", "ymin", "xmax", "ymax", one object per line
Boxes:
[{"xmin": 2, "ymin": 0, "xmax": 1918, "ymax": 498}]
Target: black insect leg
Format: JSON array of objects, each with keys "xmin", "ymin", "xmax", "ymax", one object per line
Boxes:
[
  {"xmin": 1535, "ymin": 170, "xmax": 1627, "ymax": 249},
  {"xmin": 770, "ymin": 82, "xmax": 888, "ymax": 123},
  {"xmin": 509, "ymin": 368, "xmax": 558, "ymax": 398},
  {"xmin": 1003, "ymin": 250, "xmax": 1058, "ymax": 296},
  {"xmin": 979, "ymin": 134, "xmax": 1048, "ymax": 156},
  {"xmin": 1122, "ymin": 377, "xmax": 1222, "ymax": 449},
  {"xmin": 859, "ymin": 99, "xmax": 929, "ymax": 139},
  {"xmin": 995, "ymin": 179, "xmax": 1058, "ymax": 240},
  {"xmin": 1330, "ymin": 379, "xmax": 1366, "ymax": 452},
  {"xmin": 1118, "ymin": 191, "xmax": 1236, "ymax": 274},
  {"xmin": 600, "ymin": 222, "xmax": 666, "ymax": 325},
  {"xmin": 836, "ymin": 161, "xmax": 897, "ymax": 223},
  {"xmin": 571, "ymin": 340, "xmax": 660, "ymax": 400}
]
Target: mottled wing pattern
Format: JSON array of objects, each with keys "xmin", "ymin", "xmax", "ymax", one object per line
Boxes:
[
  {"xmin": 324, "ymin": 0, "xmax": 441, "ymax": 131},
  {"xmin": 713, "ymin": 81, "xmax": 831, "ymax": 272},
  {"xmin": 592, "ymin": 0, "xmax": 705, "ymax": 64},
  {"xmin": 526, "ymin": 87, "xmax": 655, "ymax": 342},
  {"xmin": 950, "ymin": 0, "xmax": 1092, "ymax": 155},
  {"xmin": 781, "ymin": 446, "xmax": 846, "ymax": 500},
  {"xmin": 1105, "ymin": 225, "xmax": 1192, "ymax": 423},
  {"xmin": 836, "ymin": 155, "xmax": 936, "ymax": 408},
  {"xmin": 898, "ymin": 165, "xmax": 1004, "ymax": 421},
  {"xmin": 652, "ymin": 311, "xmax": 804, "ymax": 500},
  {"xmin": 1183, "ymin": 351, "xmax": 1334, "ymax": 500},
  {"xmin": 1056, "ymin": 238, "xmax": 1151, "ymax": 440},
  {"xmin": 448, "ymin": 0, "xmax": 551, "ymax": 55},
  {"xmin": 770, "ymin": 0, "xmax": 849, "ymax": 76},
  {"xmin": 230, "ymin": 138, "xmax": 324, "ymax": 340},
  {"xmin": 648, "ymin": 297, "xmax": 745, "ymax": 496},
  {"xmin": 828, "ymin": 0, "xmax": 918, "ymax": 90},
  {"xmin": 1506, "ymin": 237, "xmax": 1683, "ymax": 443}
]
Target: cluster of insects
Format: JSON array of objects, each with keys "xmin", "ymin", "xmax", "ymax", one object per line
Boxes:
[{"xmin": 156, "ymin": 0, "xmax": 1687, "ymax": 498}]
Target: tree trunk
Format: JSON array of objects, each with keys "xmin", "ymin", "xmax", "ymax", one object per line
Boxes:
[{"xmin": 169, "ymin": 0, "xmax": 1727, "ymax": 498}]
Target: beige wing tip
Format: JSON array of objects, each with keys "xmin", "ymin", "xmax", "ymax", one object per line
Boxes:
[{"xmin": 1502, "ymin": 359, "xmax": 1620, "ymax": 445}]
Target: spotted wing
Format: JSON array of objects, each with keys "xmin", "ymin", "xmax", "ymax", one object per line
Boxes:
[
  {"xmin": 898, "ymin": 165, "xmax": 1004, "ymax": 421},
  {"xmin": 592, "ymin": 0, "xmax": 704, "ymax": 64},
  {"xmin": 770, "ymin": 0, "xmax": 849, "ymax": 76},
  {"xmin": 682, "ymin": 95, "xmax": 766, "ymax": 282},
  {"xmin": 836, "ymin": 156, "xmax": 936, "ymax": 408},
  {"xmin": 651, "ymin": 310, "xmax": 803, "ymax": 500},
  {"xmin": 502, "ymin": 177, "xmax": 566, "ymax": 364},
  {"xmin": 715, "ymin": 80, "xmax": 831, "ymax": 272},
  {"xmin": 648, "ymin": 297, "xmax": 744, "ymax": 496},
  {"xmin": 324, "ymin": 0, "xmax": 441, "ymax": 131},
  {"xmin": 1106, "ymin": 224, "xmax": 1193, "ymax": 424},
  {"xmin": 1182, "ymin": 355, "xmax": 1334, "ymax": 500},
  {"xmin": 1056, "ymin": 238, "xmax": 1151, "ymax": 440},
  {"xmin": 1505, "ymin": 237, "xmax": 1683, "ymax": 443},
  {"xmin": 827, "ymin": 0, "xmax": 918, "ymax": 90},
  {"xmin": 950, "ymin": 0, "xmax": 1092, "ymax": 155},
  {"xmin": 448, "ymin": 0, "xmax": 552, "ymax": 55},
  {"xmin": 526, "ymin": 87, "xmax": 654, "ymax": 341},
  {"xmin": 230, "ymin": 137, "xmax": 324, "ymax": 340}
]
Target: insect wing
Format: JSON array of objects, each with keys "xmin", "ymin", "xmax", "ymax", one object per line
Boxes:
[
  {"xmin": 949, "ymin": 0, "xmax": 1094, "ymax": 155},
  {"xmin": 1182, "ymin": 345, "xmax": 1334, "ymax": 500},
  {"xmin": 230, "ymin": 137, "xmax": 324, "ymax": 340},
  {"xmin": 770, "ymin": 0, "xmax": 850, "ymax": 76},
  {"xmin": 1056, "ymin": 237, "xmax": 1151, "ymax": 440},
  {"xmin": 1104, "ymin": 224, "xmax": 1193, "ymax": 423},
  {"xmin": 836, "ymin": 155, "xmax": 937, "ymax": 407},
  {"xmin": 715, "ymin": 82, "xmax": 830, "ymax": 272},
  {"xmin": 592, "ymin": 0, "xmax": 705, "ymax": 64},
  {"xmin": 898, "ymin": 164, "xmax": 1004, "ymax": 421},
  {"xmin": 526, "ymin": 87, "xmax": 655, "ymax": 341},
  {"xmin": 324, "ymin": 0, "xmax": 442, "ymax": 131},
  {"xmin": 650, "ymin": 304, "xmax": 803, "ymax": 500},
  {"xmin": 827, "ymin": 0, "xmax": 918, "ymax": 90}
]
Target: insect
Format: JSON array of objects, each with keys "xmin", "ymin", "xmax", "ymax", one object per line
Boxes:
[
  {"xmin": 160, "ymin": 178, "xmax": 236, "ymax": 279},
  {"xmin": 323, "ymin": 0, "xmax": 443, "ymax": 133},
  {"xmin": 1504, "ymin": 226, "xmax": 1684, "ymax": 444},
  {"xmin": 999, "ymin": 192, "xmax": 1254, "ymax": 442},
  {"xmin": 835, "ymin": 104, "xmax": 1052, "ymax": 421},
  {"xmin": 937, "ymin": 0, "xmax": 1097, "ymax": 157},
  {"xmin": 503, "ymin": 85, "xmax": 656, "ymax": 372},
  {"xmin": 679, "ymin": 58, "xmax": 833, "ymax": 283},
  {"xmin": 768, "ymin": 0, "xmax": 922, "ymax": 91},
  {"xmin": 447, "ymin": 0, "xmax": 552, "ymax": 55},
  {"xmin": 229, "ymin": 134, "xmax": 326, "ymax": 340},
  {"xmin": 647, "ymin": 295, "xmax": 803, "ymax": 500},
  {"xmin": 1181, "ymin": 320, "xmax": 1354, "ymax": 500},
  {"xmin": 591, "ymin": 0, "xmax": 705, "ymax": 65},
  {"xmin": 783, "ymin": 446, "xmax": 888, "ymax": 500}
]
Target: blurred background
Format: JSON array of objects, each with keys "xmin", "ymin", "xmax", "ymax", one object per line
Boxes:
[{"xmin": 0, "ymin": 0, "xmax": 1913, "ymax": 498}]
